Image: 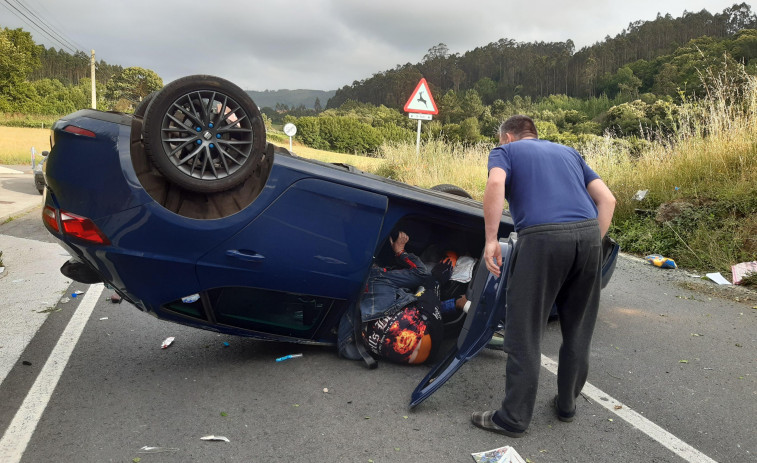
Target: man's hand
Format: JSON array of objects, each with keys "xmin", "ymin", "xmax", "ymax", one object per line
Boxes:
[
  {"xmin": 484, "ymin": 239, "xmax": 502, "ymax": 277},
  {"xmin": 483, "ymin": 167, "xmax": 506, "ymax": 277},
  {"xmin": 390, "ymin": 231, "xmax": 409, "ymax": 255}
]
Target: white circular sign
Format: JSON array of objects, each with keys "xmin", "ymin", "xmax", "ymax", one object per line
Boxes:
[{"xmin": 283, "ymin": 123, "xmax": 297, "ymax": 137}]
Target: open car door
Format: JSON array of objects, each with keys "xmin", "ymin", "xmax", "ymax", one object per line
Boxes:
[
  {"xmin": 409, "ymin": 233, "xmax": 517, "ymax": 408},
  {"xmin": 409, "ymin": 234, "xmax": 620, "ymax": 408}
]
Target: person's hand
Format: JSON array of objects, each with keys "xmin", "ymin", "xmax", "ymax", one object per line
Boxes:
[
  {"xmin": 390, "ymin": 231, "xmax": 409, "ymax": 254},
  {"xmin": 484, "ymin": 239, "xmax": 502, "ymax": 277}
]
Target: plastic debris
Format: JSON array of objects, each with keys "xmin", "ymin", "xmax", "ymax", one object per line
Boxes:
[
  {"xmin": 71, "ymin": 290, "xmax": 84, "ymax": 298},
  {"xmin": 161, "ymin": 337, "xmax": 175, "ymax": 349},
  {"xmin": 451, "ymin": 256, "xmax": 476, "ymax": 283},
  {"xmin": 645, "ymin": 254, "xmax": 677, "ymax": 269},
  {"xmin": 275, "ymin": 353, "xmax": 303, "ymax": 362},
  {"xmin": 471, "ymin": 445, "xmax": 526, "ymax": 463},
  {"xmin": 0, "ymin": 267, "xmax": 5, "ymax": 275},
  {"xmin": 22, "ymin": 361, "xmax": 32, "ymax": 366},
  {"xmin": 323, "ymin": 388, "xmax": 329, "ymax": 393},
  {"xmin": 200, "ymin": 435, "xmax": 230, "ymax": 443},
  {"xmin": 223, "ymin": 342, "xmax": 230, "ymax": 347},
  {"xmin": 60, "ymin": 297, "xmax": 70, "ymax": 303},
  {"xmin": 181, "ymin": 293, "xmax": 200, "ymax": 304},
  {"xmin": 633, "ymin": 189, "xmax": 648, "ymax": 201},
  {"xmin": 137, "ymin": 446, "xmax": 179, "ymax": 454},
  {"xmin": 705, "ymin": 272, "xmax": 732, "ymax": 285},
  {"xmin": 731, "ymin": 261, "xmax": 757, "ymax": 285},
  {"xmin": 99, "ymin": 317, "xmax": 108, "ymax": 321}
]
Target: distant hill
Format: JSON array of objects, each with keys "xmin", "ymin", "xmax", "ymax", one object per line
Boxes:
[{"xmin": 245, "ymin": 89, "xmax": 336, "ymax": 109}]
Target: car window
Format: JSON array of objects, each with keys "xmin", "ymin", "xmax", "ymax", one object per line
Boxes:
[{"xmin": 207, "ymin": 287, "xmax": 342, "ymax": 337}]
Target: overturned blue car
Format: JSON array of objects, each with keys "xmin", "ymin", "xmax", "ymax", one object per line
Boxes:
[{"xmin": 42, "ymin": 75, "xmax": 618, "ymax": 406}]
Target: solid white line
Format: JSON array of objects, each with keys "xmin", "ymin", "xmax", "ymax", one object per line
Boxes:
[
  {"xmin": 0, "ymin": 284, "xmax": 104, "ymax": 462},
  {"xmin": 541, "ymin": 354, "xmax": 717, "ymax": 463}
]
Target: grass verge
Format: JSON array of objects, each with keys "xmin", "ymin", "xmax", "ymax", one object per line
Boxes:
[{"xmin": 0, "ymin": 126, "xmax": 51, "ymax": 164}]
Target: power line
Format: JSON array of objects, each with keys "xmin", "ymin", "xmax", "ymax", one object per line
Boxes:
[
  {"xmin": 5, "ymin": 0, "xmax": 81, "ymax": 53},
  {"xmin": 13, "ymin": 0, "xmax": 87, "ymax": 51},
  {"xmin": 1, "ymin": 0, "xmax": 79, "ymax": 54}
]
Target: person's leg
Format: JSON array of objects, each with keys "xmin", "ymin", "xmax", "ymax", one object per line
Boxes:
[
  {"xmin": 495, "ymin": 230, "xmax": 573, "ymax": 431},
  {"xmin": 554, "ymin": 224, "xmax": 602, "ymax": 416}
]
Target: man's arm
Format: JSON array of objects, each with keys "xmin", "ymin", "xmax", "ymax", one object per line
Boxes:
[
  {"xmin": 483, "ymin": 167, "xmax": 507, "ymax": 276},
  {"xmin": 586, "ymin": 178, "xmax": 616, "ymax": 238}
]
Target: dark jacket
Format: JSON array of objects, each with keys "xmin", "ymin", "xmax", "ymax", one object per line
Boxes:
[{"xmin": 337, "ymin": 251, "xmax": 430, "ymax": 360}]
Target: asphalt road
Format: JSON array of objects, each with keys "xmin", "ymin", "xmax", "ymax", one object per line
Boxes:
[{"xmin": 0, "ymin": 208, "xmax": 755, "ymax": 463}]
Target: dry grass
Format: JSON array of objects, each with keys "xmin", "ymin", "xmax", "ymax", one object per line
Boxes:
[
  {"xmin": 373, "ymin": 139, "xmax": 490, "ymax": 200},
  {"xmin": 0, "ymin": 126, "xmax": 51, "ymax": 165},
  {"xmin": 276, "ymin": 141, "xmax": 385, "ymax": 172}
]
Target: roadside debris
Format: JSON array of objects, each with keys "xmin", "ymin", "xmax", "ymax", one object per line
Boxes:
[
  {"xmin": 161, "ymin": 337, "xmax": 175, "ymax": 349},
  {"xmin": 200, "ymin": 435, "xmax": 229, "ymax": 443},
  {"xmin": 471, "ymin": 445, "xmax": 526, "ymax": 463},
  {"xmin": 731, "ymin": 261, "xmax": 757, "ymax": 285},
  {"xmin": 323, "ymin": 388, "xmax": 329, "ymax": 393},
  {"xmin": 110, "ymin": 293, "xmax": 122, "ymax": 303},
  {"xmin": 59, "ymin": 297, "xmax": 70, "ymax": 304},
  {"xmin": 37, "ymin": 306, "xmax": 61, "ymax": 313},
  {"xmin": 71, "ymin": 290, "xmax": 84, "ymax": 298},
  {"xmin": 632, "ymin": 189, "xmax": 648, "ymax": 201},
  {"xmin": 645, "ymin": 254, "xmax": 677, "ymax": 269},
  {"xmin": 705, "ymin": 272, "xmax": 732, "ymax": 285},
  {"xmin": 137, "ymin": 446, "xmax": 179, "ymax": 454},
  {"xmin": 99, "ymin": 317, "xmax": 108, "ymax": 321},
  {"xmin": 275, "ymin": 353, "xmax": 303, "ymax": 362},
  {"xmin": 181, "ymin": 293, "xmax": 200, "ymax": 303}
]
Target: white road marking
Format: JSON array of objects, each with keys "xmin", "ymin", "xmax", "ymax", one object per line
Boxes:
[
  {"xmin": 0, "ymin": 235, "xmax": 71, "ymax": 385},
  {"xmin": 0, "ymin": 283, "xmax": 104, "ymax": 462},
  {"xmin": 541, "ymin": 354, "xmax": 717, "ymax": 463}
]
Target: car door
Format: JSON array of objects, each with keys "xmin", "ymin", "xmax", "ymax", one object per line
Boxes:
[
  {"xmin": 410, "ymin": 233, "xmax": 620, "ymax": 408},
  {"xmin": 410, "ymin": 233, "xmax": 517, "ymax": 408},
  {"xmin": 195, "ymin": 178, "xmax": 388, "ymax": 339}
]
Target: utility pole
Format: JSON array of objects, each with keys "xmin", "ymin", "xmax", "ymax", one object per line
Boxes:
[{"xmin": 91, "ymin": 49, "xmax": 96, "ymax": 109}]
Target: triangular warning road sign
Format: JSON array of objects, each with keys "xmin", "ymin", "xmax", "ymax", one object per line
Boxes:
[{"xmin": 404, "ymin": 78, "xmax": 438, "ymax": 115}]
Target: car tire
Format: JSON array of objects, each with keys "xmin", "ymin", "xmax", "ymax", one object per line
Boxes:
[
  {"xmin": 133, "ymin": 90, "xmax": 158, "ymax": 119},
  {"xmin": 143, "ymin": 75, "xmax": 266, "ymax": 194},
  {"xmin": 430, "ymin": 184, "xmax": 472, "ymax": 199}
]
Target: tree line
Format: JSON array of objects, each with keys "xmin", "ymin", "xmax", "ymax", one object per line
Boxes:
[
  {"xmin": 327, "ymin": 3, "xmax": 757, "ymax": 108},
  {"xmin": 2, "ymin": 3, "xmax": 757, "ymax": 153},
  {"xmin": 0, "ymin": 26, "xmax": 161, "ymax": 116}
]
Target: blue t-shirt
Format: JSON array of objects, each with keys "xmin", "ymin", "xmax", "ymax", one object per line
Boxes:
[{"xmin": 488, "ymin": 138, "xmax": 600, "ymax": 231}]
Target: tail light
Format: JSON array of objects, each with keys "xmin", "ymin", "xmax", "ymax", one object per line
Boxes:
[
  {"xmin": 42, "ymin": 205, "xmax": 59, "ymax": 232},
  {"xmin": 62, "ymin": 125, "xmax": 96, "ymax": 137},
  {"xmin": 43, "ymin": 205, "xmax": 110, "ymax": 245}
]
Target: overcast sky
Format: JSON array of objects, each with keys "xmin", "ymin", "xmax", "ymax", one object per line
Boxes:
[{"xmin": 0, "ymin": 0, "xmax": 746, "ymax": 91}]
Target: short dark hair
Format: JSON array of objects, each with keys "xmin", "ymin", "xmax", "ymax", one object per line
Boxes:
[{"xmin": 499, "ymin": 115, "xmax": 538, "ymax": 139}]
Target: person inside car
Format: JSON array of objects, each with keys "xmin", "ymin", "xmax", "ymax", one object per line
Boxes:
[{"xmin": 338, "ymin": 231, "xmax": 465, "ymax": 365}]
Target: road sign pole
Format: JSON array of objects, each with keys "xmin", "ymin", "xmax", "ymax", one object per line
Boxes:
[{"xmin": 415, "ymin": 119, "xmax": 422, "ymax": 155}]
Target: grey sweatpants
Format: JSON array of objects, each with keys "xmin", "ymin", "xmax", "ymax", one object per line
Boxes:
[{"xmin": 496, "ymin": 219, "xmax": 602, "ymax": 431}]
